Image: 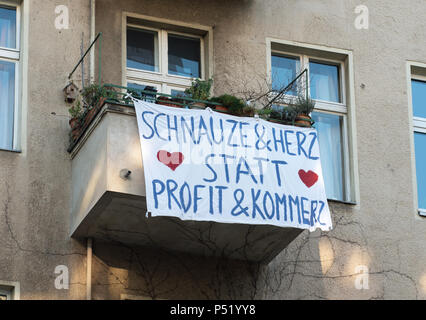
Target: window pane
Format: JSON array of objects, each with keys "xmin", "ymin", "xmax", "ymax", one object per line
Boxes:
[
  {"xmin": 0, "ymin": 6, "xmax": 16, "ymax": 49},
  {"xmin": 171, "ymin": 89, "xmax": 188, "ymax": 97},
  {"xmin": 271, "ymin": 55, "xmax": 300, "ymax": 95},
  {"xmin": 168, "ymin": 34, "xmax": 200, "ymax": 78},
  {"xmin": 127, "ymin": 82, "xmax": 158, "ymax": 102},
  {"xmin": 414, "ymin": 132, "xmax": 426, "ymax": 210},
  {"xmin": 412, "ymin": 80, "xmax": 426, "ymax": 119},
  {"xmin": 0, "ymin": 60, "xmax": 15, "ymax": 150},
  {"xmin": 312, "ymin": 112, "xmax": 345, "ymax": 201},
  {"xmin": 127, "ymin": 28, "xmax": 158, "ymax": 72},
  {"xmin": 128, "ymin": 82, "xmax": 157, "ymax": 91},
  {"xmin": 310, "ymin": 61, "xmax": 341, "ymax": 103}
]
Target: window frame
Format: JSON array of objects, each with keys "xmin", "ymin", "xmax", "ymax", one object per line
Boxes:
[
  {"xmin": 0, "ymin": 288, "xmax": 11, "ymax": 300},
  {"xmin": 412, "ymin": 75, "xmax": 426, "ymax": 133},
  {"xmin": 0, "ymin": 2, "xmax": 20, "ymax": 152},
  {"xmin": 269, "ymin": 45, "xmax": 355, "ymax": 203},
  {"xmin": 410, "ymin": 72, "xmax": 426, "ymax": 215},
  {"xmin": 125, "ymin": 20, "xmax": 205, "ymax": 96},
  {"xmin": 0, "ymin": 281, "xmax": 20, "ymax": 300}
]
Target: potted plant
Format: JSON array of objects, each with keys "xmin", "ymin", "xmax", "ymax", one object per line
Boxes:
[
  {"xmin": 291, "ymin": 96, "xmax": 316, "ymax": 127},
  {"xmin": 256, "ymin": 107, "xmax": 273, "ymax": 120},
  {"xmin": 79, "ymin": 84, "xmax": 110, "ymax": 129},
  {"xmin": 242, "ymin": 105, "xmax": 256, "ymax": 117},
  {"xmin": 157, "ymin": 95, "xmax": 184, "ymax": 108},
  {"xmin": 68, "ymin": 100, "xmax": 83, "ymax": 140},
  {"xmin": 266, "ymin": 105, "xmax": 298, "ymax": 125},
  {"xmin": 81, "ymin": 84, "xmax": 107, "ymax": 107},
  {"xmin": 209, "ymin": 94, "xmax": 248, "ymax": 115},
  {"xmin": 185, "ymin": 78, "xmax": 213, "ymax": 109}
]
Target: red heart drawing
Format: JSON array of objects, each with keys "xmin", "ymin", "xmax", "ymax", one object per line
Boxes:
[
  {"xmin": 298, "ymin": 170, "xmax": 319, "ymax": 188},
  {"xmin": 157, "ymin": 151, "xmax": 184, "ymax": 171}
]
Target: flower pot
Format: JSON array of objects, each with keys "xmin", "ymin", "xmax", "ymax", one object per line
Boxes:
[
  {"xmin": 97, "ymin": 96, "xmax": 108, "ymax": 108},
  {"xmin": 268, "ymin": 118, "xmax": 283, "ymax": 124},
  {"xmin": 157, "ymin": 97, "xmax": 183, "ymax": 108},
  {"xmin": 214, "ymin": 105, "xmax": 229, "ymax": 113},
  {"xmin": 82, "ymin": 106, "xmax": 98, "ymax": 128},
  {"xmin": 71, "ymin": 127, "xmax": 81, "ymax": 140},
  {"xmin": 69, "ymin": 118, "xmax": 80, "ymax": 130},
  {"xmin": 295, "ymin": 114, "xmax": 313, "ymax": 128},
  {"xmin": 190, "ymin": 102, "xmax": 207, "ymax": 110},
  {"xmin": 241, "ymin": 108, "xmax": 255, "ymax": 117}
]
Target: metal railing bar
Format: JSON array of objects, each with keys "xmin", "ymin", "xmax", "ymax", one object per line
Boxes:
[
  {"xmin": 102, "ymin": 84, "xmax": 223, "ymax": 106},
  {"xmin": 69, "ymin": 32, "xmax": 102, "ymax": 80},
  {"xmin": 267, "ymin": 68, "xmax": 308, "ymax": 108}
]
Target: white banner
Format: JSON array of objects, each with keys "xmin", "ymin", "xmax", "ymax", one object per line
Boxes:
[{"xmin": 134, "ymin": 100, "xmax": 332, "ymax": 232}]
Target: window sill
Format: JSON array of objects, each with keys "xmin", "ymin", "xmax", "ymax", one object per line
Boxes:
[
  {"xmin": 419, "ymin": 209, "xmax": 426, "ymax": 217},
  {"xmin": 328, "ymin": 198, "xmax": 357, "ymax": 206},
  {"xmin": 0, "ymin": 148, "xmax": 21, "ymax": 154}
]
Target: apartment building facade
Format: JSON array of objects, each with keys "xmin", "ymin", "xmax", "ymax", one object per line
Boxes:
[{"xmin": 0, "ymin": 0, "xmax": 425, "ymax": 300}]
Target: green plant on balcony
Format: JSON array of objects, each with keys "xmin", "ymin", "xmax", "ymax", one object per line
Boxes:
[
  {"xmin": 68, "ymin": 84, "xmax": 120, "ymax": 144},
  {"xmin": 81, "ymin": 84, "xmax": 108, "ymax": 107},
  {"xmin": 184, "ymin": 78, "xmax": 213, "ymax": 109},
  {"xmin": 263, "ymin": 105, "xmax": 298, "ymax": 125},
  {"xmin": 185, "ymin": 78, "xmax": 213, "ymax": 101},
  {"xmin": 68, "ymin": 100, "xmax": 84, "ymax": 141},
  {"xmin": 209, "ymin": 94, "xmax": 255, "ymax": 116},
  {"xmin": 291, "ymin": 95, "xmax": 316, "ymax": 127},
  {"xmin": 68, "ymin": 100, "xmax": 83, "ymax": 127}
]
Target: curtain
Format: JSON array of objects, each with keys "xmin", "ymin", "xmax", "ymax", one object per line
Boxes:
[
  {"xmin": 312, "ymin": 112, "xmax": 344, "ymax": 200},
  {"xmin": 0, "ymin": 7, "xmax": 16, "ymax": 49},
  {"xmin": 309, "ymin": 62, "xmax": 340, "ymax": 103},
  {"xmin": 415, "ymin": 132, "xmax": 426, "ymax": 209},
  {"xmin": 412, "ymin": 80, "xmax": 426, "ymax": 119},
  {"xmin": 0, "ymin": 60, "xmax": 15, "ymax": 150}
]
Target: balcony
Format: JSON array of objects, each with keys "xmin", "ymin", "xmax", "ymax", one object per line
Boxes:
[{"xmin": 68, "ymin": 84, "xmax": 308, "ymax": 262}]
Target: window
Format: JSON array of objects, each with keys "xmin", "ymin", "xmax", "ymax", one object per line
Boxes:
[
  {"xmin": 127, "ymin": 28, "xmax": 159, "ymax": 72},
  {"xmin": 0, "ymin": 282, "xmax": 19, "ymax": 300},
  {"xmin": 0, "ymin": 4, "xmax": 19, "ymax": 151},
  {"xmin": 168, "ymin": 34, "xmax": 200, "ymax": 78},
  {"xmin": 271, "ymin": 54, "xmax": 300, "ymax": 95},
  {"xmin": 0, "ymin": 289, "xmax": 10, "ymax": 300},
  {"xmin": 125, "ymin": 17, "xmax": 207, "ymax": 96},
  {"xmin": 270, "ymin": 49, "xmax": 351, "ymax": 202},
  {"xmin": 411, "ymin": 78, "xmax": 426, "ymax": 214},
  {"xmin": 309, "ymin": 61, "xmax": 341, "ymax": 103}
]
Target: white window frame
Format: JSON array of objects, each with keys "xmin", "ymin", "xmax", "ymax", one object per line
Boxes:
[
  {"xmin": 0, "ymin": 2, "xmax": 20, "ymax": 152},
  {"xmin": 409, "ymin": 72, "xmax": 426, "ymax": 216},
  {"xmin": 268, "ymin": 40, "xmax": 358, "ymax": 204},
  {"xmin": 124, "ymin": 20, "xmax": 206, "ymax": 96}
]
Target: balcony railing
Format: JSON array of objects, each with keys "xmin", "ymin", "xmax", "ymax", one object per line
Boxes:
[{"xmin": 101, "ymin": 84, "xmax": 223, "ymax": 109}]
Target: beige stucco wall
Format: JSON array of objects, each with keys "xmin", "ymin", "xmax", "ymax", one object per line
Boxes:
[
  {"xmin": 1, "ymin": 0, "xmax": 426, "ymax": 299},
  {"xmin": 0, "ymin": 0, "xmax": 91, "ymax": 300}
]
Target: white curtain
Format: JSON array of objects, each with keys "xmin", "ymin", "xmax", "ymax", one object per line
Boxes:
[
  {"xmin": 0, "ymin": 61, "xmax": 15, "ymax": 150},
  {"xmin": 0, "ymin": 7, "xmax": 16, "ymax": 48},
  {"xmin": 312, "ymin": 112, "xmax": 344, "ymax": 201},
  {"xmin": 414, "ymin": 132, "xmax": 426, "ymax": 209},
  {"xmin": 310, "ymin": 62, "xmax": 340, "ymax": 103}
]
